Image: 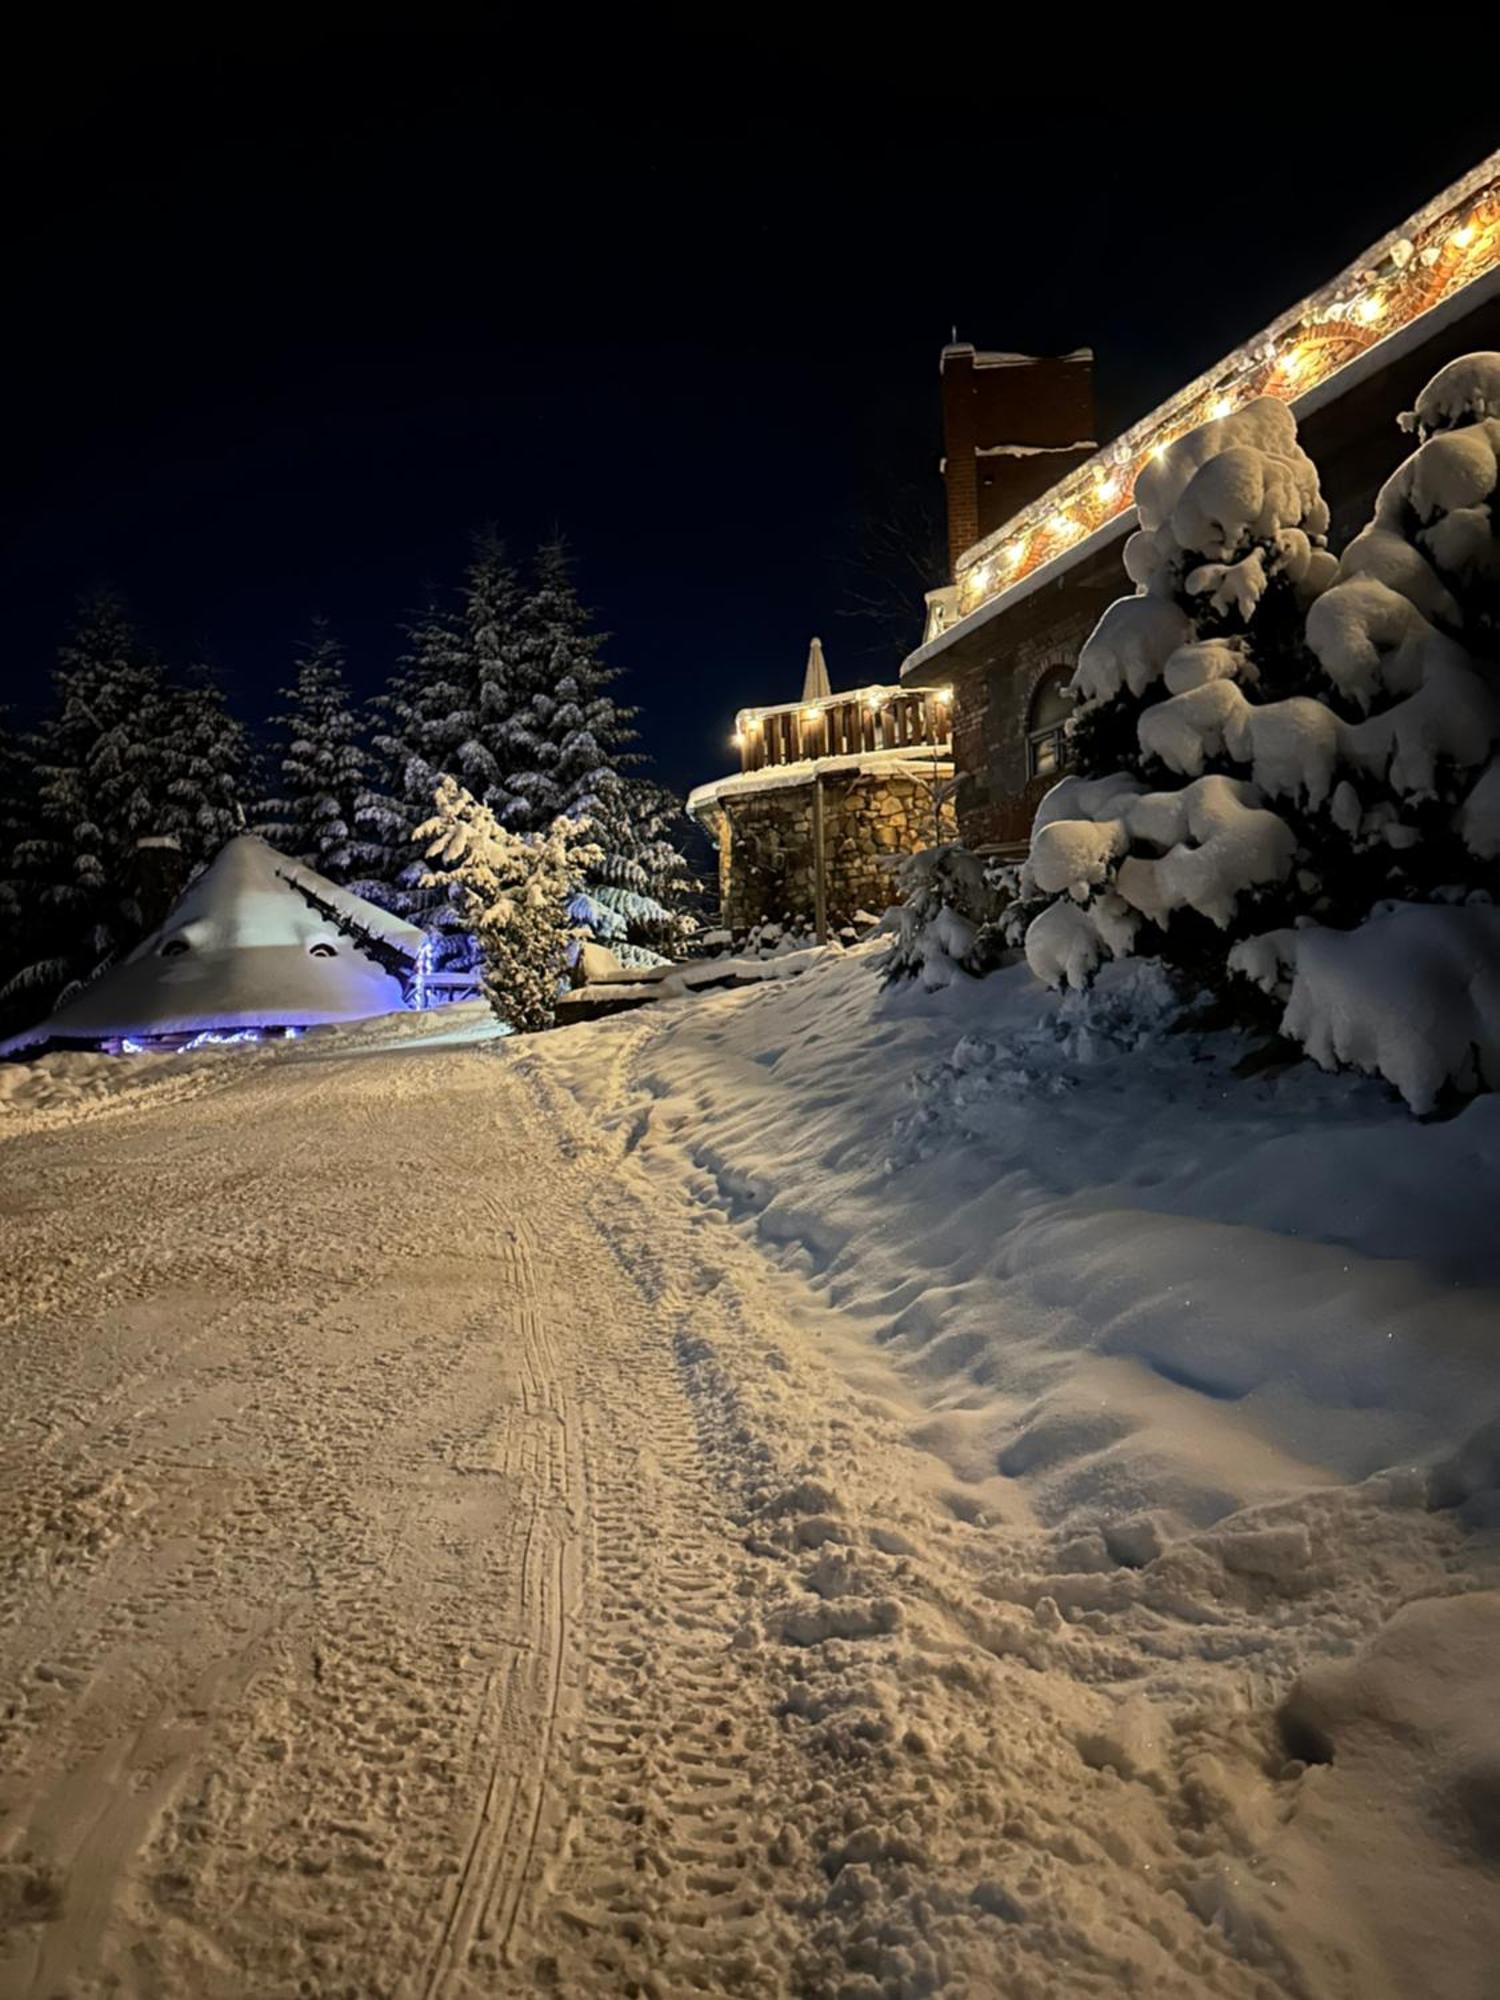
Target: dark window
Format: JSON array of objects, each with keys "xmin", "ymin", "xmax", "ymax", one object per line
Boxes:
[
  {"xmin": 1028, "ymin": 666, "xmax": 1074, "ymax": 779},
  {"xmin": 160, "ymin": 937, "xmax": 190, "ymax": 957},
  {"xmin": 308, "ymin": 942, "xmax": 338, "ymax": 958}
]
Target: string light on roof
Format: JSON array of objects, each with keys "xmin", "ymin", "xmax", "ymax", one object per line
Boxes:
[{"xmin": 946, "ymin": 160, "xmax": 1499, "ymax": 629}]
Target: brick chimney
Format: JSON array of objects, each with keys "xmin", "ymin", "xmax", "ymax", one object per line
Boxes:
[{"xmin": 940, "ymin": 343, "xmax": 1097, "ymax": 576}]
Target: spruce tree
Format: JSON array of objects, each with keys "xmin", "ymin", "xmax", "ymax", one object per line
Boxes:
[
  {"xmin": 153, "ymin": 667, "xmax": 252, "ymax": 875},
  {"xmin": 582, "ymin": 773, "xmax": 698, "ymax": 960},
  {"xmin": 0, "ymin": 712, "xmax": 38, "ymax": 1029},
  {"xmin": 360, "ymin": 535, "xmax": 525, "ymax": 916},
  {"xmin": 507, "ymin": 539, "xmax": 638, "ymax": 832},
  {"xmin": 6, "ymin": 595, "xmax": 170, "ymax": 1010},
  {"xmin": 262, "ymin": 623, "xmax": 370, "ymax": 882},
  {"xmin": 1019, "ymin": 399, "xmax": 1340, "ymax": 994}
]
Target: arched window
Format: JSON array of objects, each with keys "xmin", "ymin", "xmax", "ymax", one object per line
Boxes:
[
  {"xmin": 308, "ymin": 941, "xmax": 338, "ymax": 958},
  {"xmin": 1027, "ymin": 665, "xmax": 1074, "ymax": 779},
  {"xmin": 159, "ymin": 936, "xmax": 191, "ymax": 958}
]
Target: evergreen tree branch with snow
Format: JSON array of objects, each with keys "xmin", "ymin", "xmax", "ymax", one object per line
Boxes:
[{"xmin": 417, "ymin": 776, "xmax": 601, "ymax": 1032}]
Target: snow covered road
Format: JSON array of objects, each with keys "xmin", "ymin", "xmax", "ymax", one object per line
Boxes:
[
  {"xmin": 2, "ymin": 1029, "xmax": 818, "ymax": 1996},
  {"xmin": 3, "ymin": 997, "xmax": 1498, "ymax": 1998}
]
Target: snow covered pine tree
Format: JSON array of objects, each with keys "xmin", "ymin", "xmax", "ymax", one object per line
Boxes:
[
  {"xmin": 1230, "ymin": 354, "xmax": 1500, "ymax": 1111},
  {"xmin": 360, "ymin": 534, "xmax": 526, "ymax": 918},
  {"xmin": 884, "ymin": 845, "xmax": 1000, "ymax": 989},
  {"xmin": 575, "ymin": 774, "xmax": 698, "ymax": 966},
  {"xmin": 504, "ymin": 541, "xmax": 697, "ymax": 961},
  {"xmin": 4, "ymin": 596, "xmax": 243, "ymax": 1016},
  {"xmin": 0, "ymin": 710, "xmax": 37, "ymax": 1031},
  {"xmin": 260, "ymin": 623, "xmax": 371, "ymax": 885},
  {"xmin": 504, "ymin": 539, "xmax": 639, "ymax": 834},
  {"xmin": 417, "ymin": 776, "xmax": 601, "ymax": 1032},
  {"xmin": 1018, "ymin": 398, "xmax": 1338, "ymax": 998}
]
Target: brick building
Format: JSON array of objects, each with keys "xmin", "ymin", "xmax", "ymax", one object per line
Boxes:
[{"xmin": 903, "ymin": 153, "xmax": 1500, "ymax": 856}]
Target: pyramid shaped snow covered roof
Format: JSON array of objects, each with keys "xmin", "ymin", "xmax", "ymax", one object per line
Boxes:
[{"xmin": 8, "ymin": 836, "xmax": 426, "ymax": 1050}]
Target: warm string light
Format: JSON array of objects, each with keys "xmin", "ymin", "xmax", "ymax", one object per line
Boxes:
[{"xmin": 949, "ymin": 168, "xmax": 1498, "ymax": 625}]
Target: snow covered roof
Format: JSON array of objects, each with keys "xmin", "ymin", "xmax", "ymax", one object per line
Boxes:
[
  {"xmin": 802, "ymin": 636, "xmax": 832, "ymax": 703},
  {"xmin": 910, "ymin": 150, "xmax": 1500, "ymax": 677},
  {"xmin": 4, "ymin": 836, "xmax": 426, "ymax": 1050},
  {"xmin": 688, "ymin": 745, "xmax": 953, "ymax": 815},
  {"xmin": 941, "ymin": 345, "xmax": 1094, "ymax": 371}
]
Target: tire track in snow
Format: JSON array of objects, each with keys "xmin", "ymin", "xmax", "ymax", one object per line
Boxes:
[{"xmin": 420, "ymin": 1214, "xmax": 585, "ymax": 1998}]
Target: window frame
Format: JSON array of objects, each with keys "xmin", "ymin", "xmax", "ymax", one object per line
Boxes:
[{"xmin": 1026, "ymin": 664, "xmax": 1075, "ymax": 781}]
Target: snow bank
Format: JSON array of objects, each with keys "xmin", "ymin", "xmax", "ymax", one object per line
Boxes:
[{"xmin": 530, "ymin": 949, "xmax": 1500, "ymax": 1526}]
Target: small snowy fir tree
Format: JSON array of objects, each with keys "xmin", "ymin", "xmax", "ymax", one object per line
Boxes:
[
  {"xmin": 884, "ymin": 844, "xmax": 1001, "ymax": 989},
  {"xmin": 1018, "ymin": 398, "xmax": 1338, "ymax": 998},
  {"xmin": 261, "ymin": 624, "xmax": 370, "ymax": 883},
  {"xmin": 1229, "ymin": 354, "xmax": 1500, "ymax": 1112},
  {"xmin": 417, "ymin": 776, "xmax": 600, "ymax": 1032}
]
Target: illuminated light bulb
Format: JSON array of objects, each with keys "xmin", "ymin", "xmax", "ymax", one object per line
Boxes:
[
  {"xmin": 1211, "ymin": 394, "xmax": 1234, "ymax": 420},
  {"xmin": 1003, "ymin": 541, "xmax": 1024, "ymax": 568},
  {"xmin": 803, "ymin": 706, "xmax": 820, "ymax": 723},
  {"xmin": 1151, "ymin": 440, "xmax": 1168, "ymax": 462},
  {"xmin": 969, "ymin": 563, "xmax": 991, "ymax": 595},
  {"xmin": 1355, "ymin": 293, "xmax": 1383, "ymax": 325},
  {"xmin": 732, "ymin": 730, "xmax": 744, "ymax": 749},
  {"xmin": 1450, "ymin": 222, "xmax": 1476, "ymax": 250},
  {"xmin": 866, "ymin": 693, "xmax": 885, "ymax": 713},
  {"xmin": 1281, "ymin": 344, "xmax": 1310, "ymax": 380},
  {"xmin": 1051, "ymin": 513, "xmax": 1075, "ymax": 540},
  {"xmin": 935, "ymin": 685, "xmax": 953, "ymax": 705},
  {"xmin": 1096, "ymin": 472, "xmax": 1119, "ymax": 502}
]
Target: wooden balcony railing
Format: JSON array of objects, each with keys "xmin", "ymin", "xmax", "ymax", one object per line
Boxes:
[{"xmin": 735, "ymin": 685, "xmax": 951, "ymax": 774}]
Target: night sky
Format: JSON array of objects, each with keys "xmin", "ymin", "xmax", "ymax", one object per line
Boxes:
[{"xmin": 5, "ymin": 25, "xmax": 1496, "ymax": 796}]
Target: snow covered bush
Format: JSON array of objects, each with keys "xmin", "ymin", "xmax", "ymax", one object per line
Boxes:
[
  {"xmin": 883, "ymin": 845, "xmax": 1002, "ymax": 990},
  {"xmin": 417, "ymin": 777, "xmax": 600, "ymax": 1033},
  {"xmin": 1022, "ymin": 398, "xmax": 1338, "ymax": 995},
  {"xmin": 1228, "ymin": 354, "xmax": 1500, "ymax": 1111}
]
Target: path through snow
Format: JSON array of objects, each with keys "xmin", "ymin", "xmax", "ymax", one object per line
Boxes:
[{"xmin": 2, "ymin": 1002, "xmax": 1497, "ymax": 1998}]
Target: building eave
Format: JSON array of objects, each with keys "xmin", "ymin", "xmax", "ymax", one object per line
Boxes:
[{"xmin": 908, "ymin": 151, "xmax": 1500, "ymax": 675}]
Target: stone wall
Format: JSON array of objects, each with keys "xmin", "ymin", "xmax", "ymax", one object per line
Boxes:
[{"xmin": 698, "ymin": 770, "xmax": 957, "ymax": 933}]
